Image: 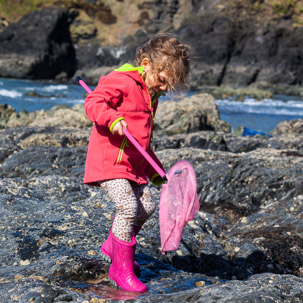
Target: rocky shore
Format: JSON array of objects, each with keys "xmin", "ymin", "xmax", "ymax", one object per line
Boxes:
[
  {"xmin": 0, "ymin": 0, "xmax": 303, "ymax": 94},
  {"xmin": 1, "ymin": 93, "xmax": 303, "ymax": 302}
]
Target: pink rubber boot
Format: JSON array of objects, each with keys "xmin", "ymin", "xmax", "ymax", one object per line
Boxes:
[
  {"xmin": 109, "ymin": 235, "xmax": 147, "ymax": 292},
  {"xmin": 100, "ymin": 220, "xmax": 141, "ymax": 273}
]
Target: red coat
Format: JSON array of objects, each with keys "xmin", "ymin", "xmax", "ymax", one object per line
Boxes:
[{"xmin": 83, "ymin": 64, "xmax": 165, "ymax": 186}]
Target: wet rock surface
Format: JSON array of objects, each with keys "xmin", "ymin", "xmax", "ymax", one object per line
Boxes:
[{"xmin": 1, "ymin": 101, "xmax": 303, "ymax": 301}]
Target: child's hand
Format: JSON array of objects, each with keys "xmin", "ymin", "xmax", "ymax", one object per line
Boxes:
[{"xmin": 112, "ymin": 120, "xmax": 128, "ymax": 136}]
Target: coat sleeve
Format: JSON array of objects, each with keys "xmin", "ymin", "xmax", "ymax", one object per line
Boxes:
[
  {"xmin": 84, "ymin": 73, "xmax": 127, "ymax": 132},
  {"xmin": 145, "ymin": 147, "xmax": 165, "ymax": 186}
]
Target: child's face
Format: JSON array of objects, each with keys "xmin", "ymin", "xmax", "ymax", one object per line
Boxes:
[{"xmin": 141, "ymin": 58, "xmax": 168, "ymax": 96}]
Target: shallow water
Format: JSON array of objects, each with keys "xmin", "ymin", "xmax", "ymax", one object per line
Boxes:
[
  {"xmin": 1, "ymin": 77, "xmax": 303, "ymax": 133},
  {"xmin": 57, "ymin": 253, "xmax": 211, "ymax": 300}
]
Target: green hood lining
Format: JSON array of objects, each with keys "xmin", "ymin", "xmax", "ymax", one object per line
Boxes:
[
  {"xmin": 114, "ymin": 63, "xmax": 166, "ymax": 102},
  {"xmin": 114, "ymin": 63, "xmax": 144, "ymax": 74}
]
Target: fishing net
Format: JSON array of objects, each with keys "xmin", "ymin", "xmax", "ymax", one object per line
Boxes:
[{"xmin": 159, "ymin": 160, "xmax": 200, "ymax": 254}]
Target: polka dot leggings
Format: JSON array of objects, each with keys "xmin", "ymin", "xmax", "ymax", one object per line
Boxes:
[{"xmin": 100, "ymin": 179, "xmax": 156, "ymax": 242}]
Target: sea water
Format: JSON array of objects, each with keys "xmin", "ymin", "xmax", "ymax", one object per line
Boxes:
[
  {"xmin": 0, "ymin": 77, "xmax": 85, "ymax": 113},
  {"xmin": 1, "ymin": 77, "xmax": 303, "ymax": 134},
  {"xmin": 216, "ymin": 97, "xmax": 303, "ymax": 133}
]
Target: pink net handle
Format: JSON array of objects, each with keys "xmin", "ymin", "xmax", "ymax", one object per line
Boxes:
[{"xmin": 122, "ymin": 128, "xmax": 166, "ymax": 179}]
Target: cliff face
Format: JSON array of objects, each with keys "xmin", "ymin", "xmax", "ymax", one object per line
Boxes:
[
  {"xmin": 0, "ymin": 6, "xmax": 76, "ymax": 79},
  {"xmin": 178, "ymin": 1, "xmax": 303, "ymax": 87},
  {"xmin": 0, "ymin": 0, "xmax": 302, "ymax": 87}
]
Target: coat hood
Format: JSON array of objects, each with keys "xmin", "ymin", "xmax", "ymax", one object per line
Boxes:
[
  {"xmin": 114, "ymin": 63, "xmax": 144, "ymax": 84},
  {"xmin": 114, "ymin": 64, "xmax": 166, "ymax": 102}
]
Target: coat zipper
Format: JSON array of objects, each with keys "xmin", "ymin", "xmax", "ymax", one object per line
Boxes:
[
  {"xmin": 144, "ymin": 82, "xmax": 153, "ymax": 145},
  {"xmin": 132, "ymin": 77, "xmax": 153, "ymax": 175}
]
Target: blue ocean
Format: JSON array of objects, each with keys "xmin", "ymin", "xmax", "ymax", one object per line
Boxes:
[{"xmin": 1, "ymin": 77, "xmax": 303, "ymax": 134}]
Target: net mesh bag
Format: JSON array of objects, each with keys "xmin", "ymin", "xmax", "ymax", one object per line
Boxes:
[{"xmin": 159, "ymin": 160, "xmax": 200, "ymax": 254}]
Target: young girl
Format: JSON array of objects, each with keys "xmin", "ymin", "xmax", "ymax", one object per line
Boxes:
[{"xmin": 84, "ymin": 33, "xmax": 191, "ymax": 292}]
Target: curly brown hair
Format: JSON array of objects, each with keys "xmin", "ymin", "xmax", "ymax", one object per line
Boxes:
[{"xmin": 135, "ymin": 33, "xmax": 191, "ymax": 92}]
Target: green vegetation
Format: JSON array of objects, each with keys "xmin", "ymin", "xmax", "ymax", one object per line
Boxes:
[
  {"xmin": 270, "ymin": 0, "xmax": 296, "ymax": 14},
  {"xmin": 1, "ymin": 0, "xmax": 302, "ymax": 26},
  {"xmin": 0, "ymin": 0, "xmax": 119, "ymax": 43},
  {"xmin": 0, "ymin": 0, "xmax": 302, "ymax": 46},
  {"xmin": 0, "ymin": 0, "xmax": 71, "ymax": 21},
  {"xmin": 269, "ymin": 0, "xmax": 303, "ymax": 25},
  {"xmin": 239, "ymin": 0, "xmax": 303, "ymax": 26},
  {"xmin": 0, "ymin": 0, "xmax": 109, "ymax": 22}
]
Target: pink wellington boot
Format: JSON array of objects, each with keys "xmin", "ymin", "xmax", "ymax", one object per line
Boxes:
[
  {"xmin": 109, "ymin": 235, "xmax": 147, "ymax": 292},
  {"xmin": 100, "ymin": 220, "xmax": 141, "ymax": 272}
]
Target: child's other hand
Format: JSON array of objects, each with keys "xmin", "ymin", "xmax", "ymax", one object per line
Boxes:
[{"xmin": 112, "ymin": 120, "xmax": 128, "ymax": 136}]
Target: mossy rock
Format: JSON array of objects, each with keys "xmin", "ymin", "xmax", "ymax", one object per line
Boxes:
[
  {"xmin": 155, "ymin": 93, "xmax": 231, "ymax": 135},
  {"xmin": 46, "ymin": 105, "xmax": 70, "ymax": 116},
  {"xmin": 0, "ymin": 104, "xmax": 17, "ymax": 128},
  {"xmin": 69, "ymin": 9, "xmax": 97, "ymax": 43}
]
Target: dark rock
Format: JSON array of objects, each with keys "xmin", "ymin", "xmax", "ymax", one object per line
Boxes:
[
  {"xmin": 152, "ymin": 131, "xmax": 229, "ymax": 152},
  {"xmin": 1, "ymin": 145, "xmax": 87, "ymax": 178},
  {"xmin": 0, "ymin": 6, "xmax": 76, "ymax": 79},
  {"xmin": 177, "ymin": 3, "xmax": 303, "ymax": 87},
  {"xmin": 75, "ymin": 44, "xmax": 122, "ymax": 71},
  {"xmin": 74, "ymin": 1, "xmax": 303, "ymax": 89},
  {"xmin": 1, "ymin": 103, "xmax": 303, "ymax": 301}
]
